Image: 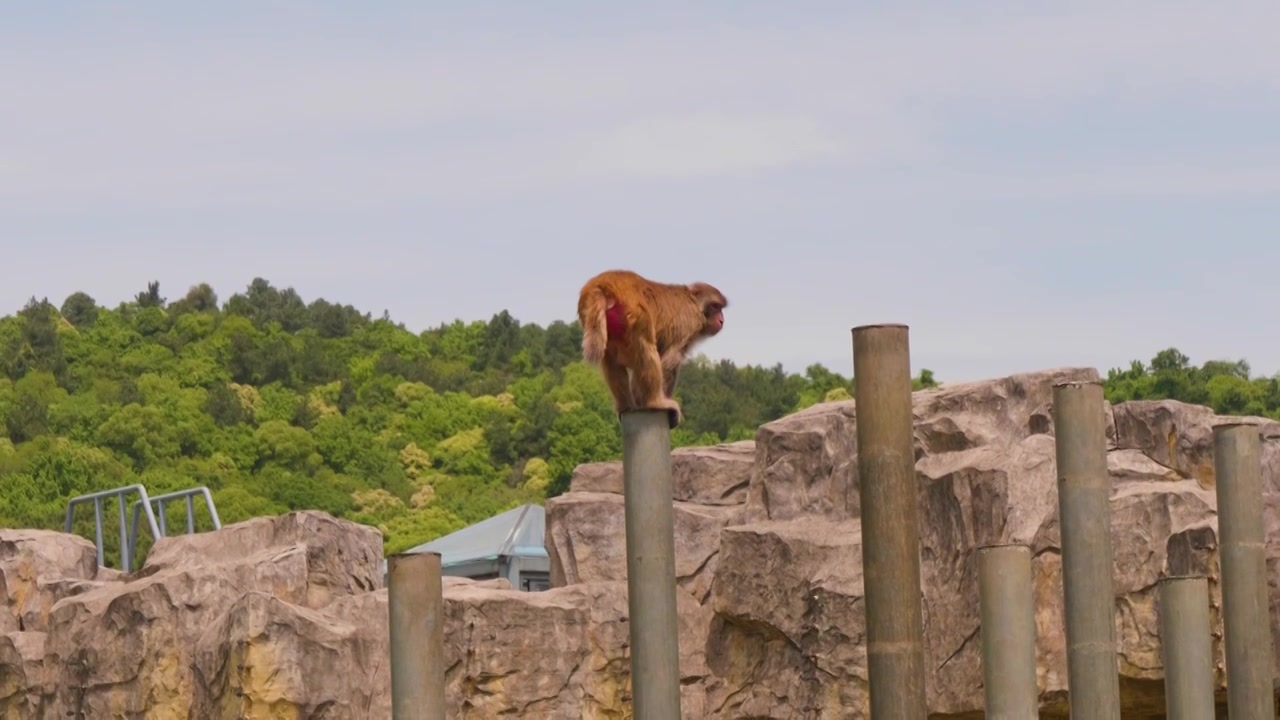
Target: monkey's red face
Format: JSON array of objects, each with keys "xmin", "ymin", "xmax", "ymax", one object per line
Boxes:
[{"xmin": 704, "ymin": 303, "xmax": 725, "ymax": 335}]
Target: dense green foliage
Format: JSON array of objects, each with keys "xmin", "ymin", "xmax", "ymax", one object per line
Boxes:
[
  {"xmin": 0, "ymin": 278, "xmax": 912, "ymax": 562},
  {"xmin": 3, "ymin": 278, "xmax": 1270, "ymax": 566},
  {"xmin": 1103, "ymin": 347, "xmax": 1280, "ymax": 418}
]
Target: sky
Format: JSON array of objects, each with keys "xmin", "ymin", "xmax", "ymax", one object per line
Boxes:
[{"xmin": 3, "ymin": 1, "xmax": 1279, "ymax": 384}]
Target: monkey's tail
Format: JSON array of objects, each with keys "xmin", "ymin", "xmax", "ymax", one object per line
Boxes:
[{"xmin": 578, "ymin": 286, "xmax": 609, "ymax": 364}]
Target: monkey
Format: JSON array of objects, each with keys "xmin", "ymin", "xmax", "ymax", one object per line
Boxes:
[{"xmin": 577, "ymin": 269, "xmax": 728, "ymax": 428}]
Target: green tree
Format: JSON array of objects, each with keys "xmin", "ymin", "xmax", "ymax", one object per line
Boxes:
[
  {"xmin": 1103, "ymin": 347, "xmax": 1280, "ymax": 419},
  {"xmin": 60, "ymin": 292, "xmax": 99, "ymax": 328}
]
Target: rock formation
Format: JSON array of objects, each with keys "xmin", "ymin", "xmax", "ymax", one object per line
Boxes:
[
  {"xmin": 1, "ymin": 366, "xmax": 1278, "ymax": 717},
  {"xmin": 0, "ymin": 511, "xmax": 391, "ymax": 717},
  {"xmin": 547, "ymin": 366, "xmax": 1280, "ymax": 718}
]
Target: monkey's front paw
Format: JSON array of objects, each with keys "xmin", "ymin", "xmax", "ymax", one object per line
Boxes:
[{"xmin": 657, "ymin": 400, "xmax": 683, "ymax": 428}]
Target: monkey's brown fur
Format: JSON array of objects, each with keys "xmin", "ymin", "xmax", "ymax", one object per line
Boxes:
[{"xmin": 577, "ymin": 269, "xmax": 728, "ymax": 427}]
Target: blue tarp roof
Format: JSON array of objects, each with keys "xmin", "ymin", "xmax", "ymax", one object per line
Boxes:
[{"xmin": 403, "ymin": 503, "xmax": 547, "ymax": 569}]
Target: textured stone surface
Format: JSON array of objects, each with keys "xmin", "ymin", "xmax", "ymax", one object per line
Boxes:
[
  {"xmin": 191, "ymin": 590, "xmax": 392, "ymax": 718},
  {"xmin": 440, "ymin": 579, "xmax": 711, "ymax": 718},
  {"xmin": 570, "ymin": 440, "xmax": 755, "ymax": 505},
  {"xmin": 545, "ymin": 491, "xmax": 739, "ymax": 604},
  {"xmin": 0, "ymin": 529, "xmax": 100, "ymax": 635},
  {"xmin": 743, "ymin": 366, "xmax": 1100, "ymax": 524},
  {"xmin": 547, "ymin": 367, "xmax": 1280, "ymax": 717},
  {"xmin": 705, "ymin": 519, "xmax": 867, "ymax": 718},
  {"xmin": 1, "ymin": 511, "xmax": 386, "ymax": 717},
  {"xmin": 143, "ymin": 509, "xmax": 384, "ymax": 608},
  {"xmin": 1111, "ymin": 399, "xmax": 1280, "ymax": 491},
  {"xmin": 0, "ymin": 631, "xmax": 45, "ymax": 717}
]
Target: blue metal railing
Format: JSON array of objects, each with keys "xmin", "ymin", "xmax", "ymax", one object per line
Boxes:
[
  {"xmin": 64, "ymin": 484, "xmax": 221, "ymax": 573},
  {"xmin": 64, "ymin": 484, "xmax": 162, "ymax": 573},
  {"xmin": 127, "ymin": 486, "xmax": 222, "ymax": 564}
]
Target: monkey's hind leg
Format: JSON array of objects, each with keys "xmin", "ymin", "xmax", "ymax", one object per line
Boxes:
[
  {"xmin": 602, "ymin": 360, "xmax": 636, "ymax": 416},
  {"xmin": 662, "ymin": 364, "xmax": 681, "ymax": 400},
  {"xmin": 630, "ymin": 344, "xmax": 683, "ymax": 428}
]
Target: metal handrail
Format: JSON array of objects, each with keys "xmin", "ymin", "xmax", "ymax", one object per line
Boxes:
[
  {"xmin": 127, "ymin": 486, "xmax": 222, "ymax": 564},
  {"xmin": 64, "ymin": 484, "xmax": 162, "ymax": 572}
]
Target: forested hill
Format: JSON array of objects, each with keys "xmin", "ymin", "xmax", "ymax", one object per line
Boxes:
[
  {"xmin": 0, "ymin": 278, "xmax": 1274, "ymax": 556},
  {"xmin": 0, "ymin": 278, "xmax": 877, "ymax": 554}
]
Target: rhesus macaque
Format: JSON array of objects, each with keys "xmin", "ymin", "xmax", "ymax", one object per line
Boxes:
[{"xmin": 577, "ymin": 269, "xmax": 728, "ymax": 428}]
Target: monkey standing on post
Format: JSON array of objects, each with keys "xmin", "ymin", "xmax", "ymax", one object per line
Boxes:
[{"xmin": 577, "ymin": 269, "xmax": 728, "ymax": 428}]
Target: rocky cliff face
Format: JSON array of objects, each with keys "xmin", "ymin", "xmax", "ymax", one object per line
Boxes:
[
  {"xmin": 2, "ymin": 366, "xmax": 1277, "ymax": 718},
  {"xmin": 550, "ymin": 366, "xmax": 1280, "ymax": 719}
]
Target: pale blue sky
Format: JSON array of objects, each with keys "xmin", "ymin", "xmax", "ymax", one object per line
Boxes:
[{"xmin": 3, "ymin": 2, "xmax": 1279, "ymax": 383}]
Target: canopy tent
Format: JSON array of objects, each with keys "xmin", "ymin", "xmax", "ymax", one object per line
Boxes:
[{"xmin": 386, "ymin": 503, "xmax": 551, "ymax": 591}]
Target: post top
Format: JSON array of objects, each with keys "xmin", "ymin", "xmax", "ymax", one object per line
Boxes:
[
  {"xmin": 388, "ymin": 550, "xmax": 441, "ymax": 560},
  {"xmin": 1211, "ymin": 420, "xmax": 1262, "ymax": 431},
  {"xmin": 850, "ymin": 323, "xmax": 909, "ymax": 332},
  {"xmin": 1157, "ymin": 573, "xmax": 1209, "ymax": 582},
  {"xmin": 975, "ymin": 542, "xmax": 1032, "ymax": 552},
  {"xmin": 1051, "ymin": 379, "xmax": 1103, "ymax": 389},
  {"xmin": 620, "ymin": 407, "xmax": 680, "ymax": 431}
]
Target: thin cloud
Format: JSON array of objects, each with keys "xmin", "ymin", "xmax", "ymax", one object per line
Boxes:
[
  {"xmin": 4, "ymin": 3, "xmax": 1278, "ymax": 209},
  {"xmin": 575, "ymin": 114, "xmax": 855, "ymax": 180}
]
